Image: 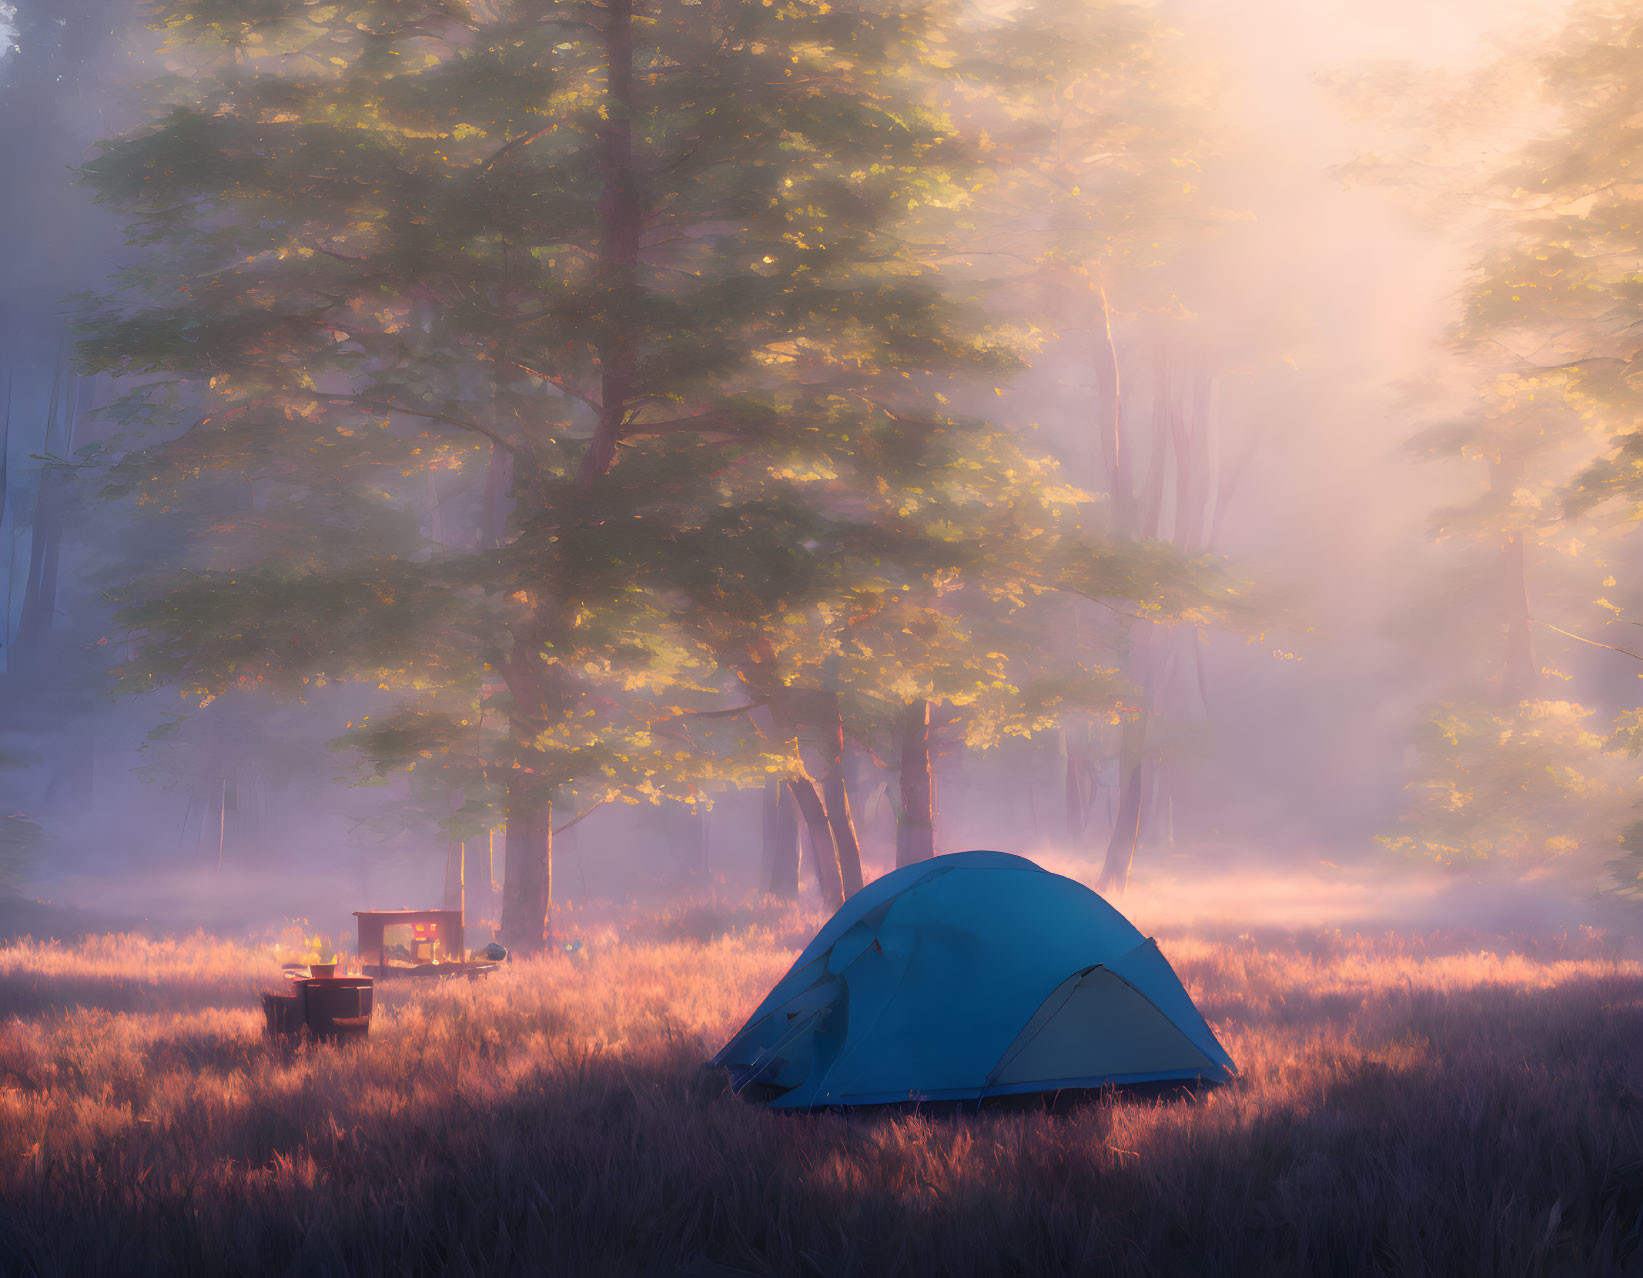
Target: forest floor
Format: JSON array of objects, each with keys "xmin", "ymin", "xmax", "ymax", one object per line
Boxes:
[{"xmin": 0, "ymin": 902, "xmax": 1639, "ymax": 1277}]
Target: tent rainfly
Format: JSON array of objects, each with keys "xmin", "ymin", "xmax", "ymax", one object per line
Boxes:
[{"xmin": 712, "ymin": 850, "xmax": 1236, "ymax": 1110}]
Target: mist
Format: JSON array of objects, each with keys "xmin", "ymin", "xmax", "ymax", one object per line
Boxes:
[
  {"xmin": 2, "ymin": 0, "xmax": 1636, "ymax": 951},
  {"xmin": 11, "ymin": 5, "xmax": 1643, "ymax": 1273}
]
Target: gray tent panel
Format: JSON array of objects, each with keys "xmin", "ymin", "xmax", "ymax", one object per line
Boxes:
[{"xmin": 987, "ymin": 965, "xmax": 1217, "ymax": 1089}]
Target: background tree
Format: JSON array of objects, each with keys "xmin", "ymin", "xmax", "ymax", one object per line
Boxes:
[
  {"xmin": 937, "ymin": 0, "xmax": 1255, "ymax": 887},
  {"xmin": 1356, "ymin": 0, "xmax": 1643, "ymax": 896},
  {"xmin": 93, "ymin": 0, "xmax": 1177, "ymax": 939},
  {"xmin": 0, "ymin": 0, "xmax": 135, "ymax": 866}
]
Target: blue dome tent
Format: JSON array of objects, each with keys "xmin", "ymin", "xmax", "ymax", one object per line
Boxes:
[{"xmin": 712, "ymin": 851, "xmax": 1236, "ymax": 1110}]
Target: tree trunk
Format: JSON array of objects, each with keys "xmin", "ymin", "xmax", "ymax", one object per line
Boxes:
[
  {"xmin": 1093, "ymin": 282, "xmax": 1133, "ymax": 537},
  {"xmin": 496, "ymin": 2, "xmax": 638, "ymax": 952},
  {"xmin": 17, "ymin": 496, "xmax": 62, "ymax": 658},
  {"xmin": 1090, "ymin": 288, "xmax": 1145, "ymax": 893},
  {"xmin": 17, "ymin": 356, "xmax": 75, "ymax": 662},
  {"xmin": 762, "ymin": 775, "xmax": 800, "ymax": 897},
  {"xmin": 1502, "ymin": 529, "xmax": 1535, "ymax": 704},
  {"xmin": 818, "ymin": 692, "xmax": 864, "ymax": 896},
  {"xmin": 823, "ymin": 776, "xmax": 864, "ymax": 896},
  {"xmin": 788, "ymin": 776, "xmax": 844, "ymax": 909},
  {"xmin": 480, "ymin": 440, "xmax": 513, "ymax": 549},
  {"xmin": 498, "ymin": 623, "xmax": 558, "ymax": 954},
  {"xmin": 579, "ymin": 0, "xmax": 640, "ymax": 487},
  {"xmin": 896, "ymin": 698, "xmax": 936, "ymax": 866},
  {"xmin": 1099, "ymin": 630, "xmax": 1153, "ymax": 893},
  {"xmin": 1487, "ymin": 456, "xmax": 1535, "ymax": 704},
  {"xmin": 1063, "ymin": 726, "xmax": 1084, "ymax": 844},
  {"xmin": 500, "ymin": 785, "xmax": 552, "ymax": 954},
  {"xmin": 775, "ymin": 780, "xmax": 801, "ymax": 895},
  {"xmin": 0, "ymin": 365, "xmax": 12, "ymax": 537},
  {"xmin": 1100, "ymin": 749, "xmax": 1145, "ymax": 894},
  {"xmin": 1135, "ymin": 361, "xmax": 1173, "ymax": 537}
]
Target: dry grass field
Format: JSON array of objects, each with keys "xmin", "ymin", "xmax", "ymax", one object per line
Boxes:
[{"xmin": 0, "ymin": 905, "xmax": 1639, "ymax": 1277}]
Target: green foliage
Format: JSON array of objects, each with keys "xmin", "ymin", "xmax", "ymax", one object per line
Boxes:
[
  {"xmin": 1383, "ymin": 699, "xmax": 1640, "ymax": 879},
  {"xmin": 1352, "ymin": 1, "xmax": 1643, "ymax": 899},
  {"xmin": 82, "ymin": 0, "xmax": 985, "ymax": 805},
  {"xmin": 1608, "ymin": 820, "xmax": 1643, "ymax": 901},
  {"xmin": 81, "ymin": 0, "xmax": 1233, "ymax": 870}
]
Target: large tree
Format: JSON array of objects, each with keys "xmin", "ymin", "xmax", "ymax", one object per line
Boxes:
[{"xmin": 81, "ymin": 0, "xmax": 1071, "ymax": 945}]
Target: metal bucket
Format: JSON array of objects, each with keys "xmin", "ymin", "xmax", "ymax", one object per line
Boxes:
[{"xmin": 301, "ymin": 977, "xmax": 374, "ymax": 1041}]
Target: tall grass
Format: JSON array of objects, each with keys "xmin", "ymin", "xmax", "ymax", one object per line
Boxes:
[{"xmin": 0, "ymin": 918, "xmax": 1639, "ymax": 1276}]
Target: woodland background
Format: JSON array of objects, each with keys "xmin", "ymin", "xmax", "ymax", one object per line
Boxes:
[{"xmin": 3, "ymin": 0, "xmax": 1643, "ymax": 948}]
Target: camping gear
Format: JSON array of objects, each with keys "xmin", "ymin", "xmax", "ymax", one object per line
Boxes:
[
  {"xmin": 355, "ymin": 909, "xmax": 464, "ymax": 975},
  {"xmin": 301, "ymin": 976, "xmax": 373, "ymax": 1041},
  {"xmin": 261, "ymin": 971, "xmax": 374, "ymax": 1041},
  {"xmin": 353, "ymin": 909, "xmax": 500, "ymax": 980},
  {"xmin": 260, "ymin": 988, "xmax": 303, "ymax": 1037},
  {"xmin": 712, "ymin": 850, "xmax": 1236, "ymax": 1110}
]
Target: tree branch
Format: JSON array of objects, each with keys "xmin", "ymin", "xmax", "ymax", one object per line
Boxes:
[
  {"xmin": 323, "ymin": 394, "xmax": 528, "ymax": 461},
  {"xmin": 622, "ymin": 409, "xmax": 763, "ymax": 438},
  {"xmin": 1531, "ymin": 617, "xmax": 1643, "ymax": 662},
  {"xmin": 653, "ymin": 700, "xmax": 768, "ymax": 724},
  {"xmin": 553, "ymin": 800, "xmax": 605, "ymax": 836},
  {"xmin": 308, "ymin": 244, "xmax": 368, "ymax": 264},
  {"xmin": 479, "ymin": 126, "xmax": 556, "ymax": 174},
  {"xmin": 498, "ymin": 357, "xmax": 603, "ymax": 412}
]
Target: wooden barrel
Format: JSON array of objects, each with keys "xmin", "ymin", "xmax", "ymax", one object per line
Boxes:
[
  {"xmin": 260, "ymin": 989, "xmax": 304, "ymax": 1038},
  {"xmin": 300, "ymin": 977, "xmax": 374, "ymax": 1041}
]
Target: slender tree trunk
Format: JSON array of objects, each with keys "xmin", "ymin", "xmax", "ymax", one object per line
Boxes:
[
  {"xmin": 579, "ymin": 0, "xmax": 640, "ymax": 487},
  {"xmin": 480, "ymin": 441, "xmax": 513, "ymax": 549},
  {"xmin": 0, "ymin": 365, "xmax": 13, "ymax": 536},
  {"xmin": 1099, "ymin": 629, "xmax": 1152, "ymax": 893},
  {"xmin": 1135, "ymin": 362, "xmax": 1173, "ymax": 536},
  {"xmin": 1090, "ymin": 285, "xmax": 1146, "ymax": 893},
  {"xmin": 1502, "ymin": 529, "xmax": 1534, "ymax": 703},
  {"xmin": 1093, "ymin": 282, "xmax": 1133, "ymax": 538},
  {"xmin": 1063, "ymin": 726, "xmax": 1084, "ymax": 844},
  {"xmin": 1486, "ymin": 457, "xmax": 1535, "ymax": 704},
  {"xmin": 1101, "ymin": 753, "xmax": 1144, "ymax": 892},
  {"xmin": 823, "ymin": 776, "xmax": 864, "ymax": 896},
  {"xmin": 818, "ymin": 692, "xmax": 864, "ymax": 896},
  {"xmin": 776, "ymin": 781, "xmax": 801, "ymax": 895},
  {"xmin": 17, "ymin": 503, "xmax": 61, "ymax": 657},
  {"xmin": 762, "ymin": 775, "xmax": 800, "ymax": 897},
  {"xmin": 788, "ymin": 776, "xmax": 844, "ymax": 909},
  {"xmin": 896, "ymin": 698, "xmax": 936, "ymax": 866},
  {"xmin": 17, "ymin": 356, "xmax": 73, "ymax": 662}
]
